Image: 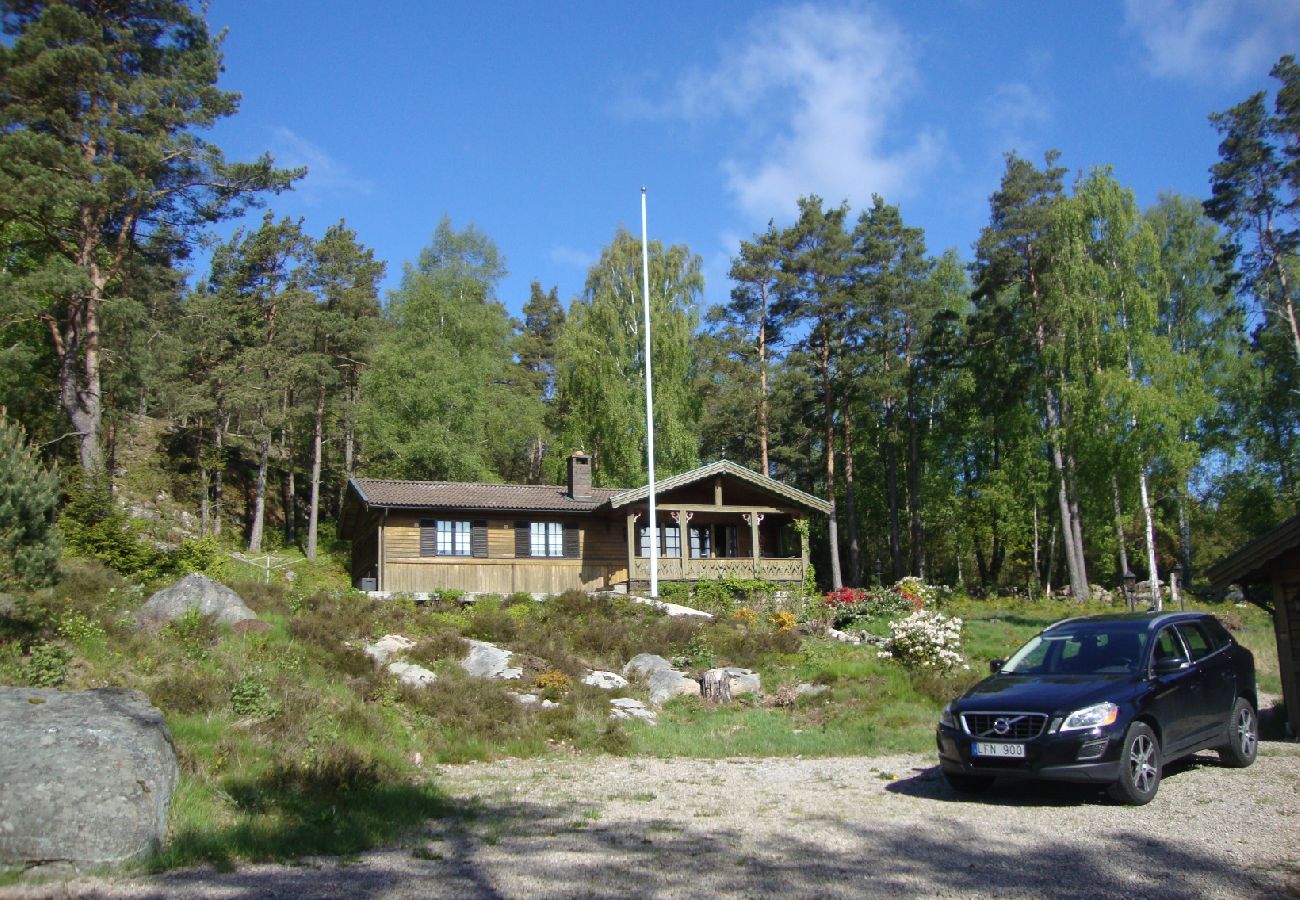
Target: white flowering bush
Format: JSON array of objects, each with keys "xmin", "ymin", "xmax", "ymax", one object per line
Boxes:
[{"xmin": 877, "ymin": 609, "xmax": 969, "ymax": 672}]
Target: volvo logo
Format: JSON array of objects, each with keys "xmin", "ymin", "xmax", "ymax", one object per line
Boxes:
[{"xmin": 994, "ymin": 717, "xmax": 1011, "ymax": 735}]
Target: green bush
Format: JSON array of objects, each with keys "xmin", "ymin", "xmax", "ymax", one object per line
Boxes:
[
  {"xmin": 230, "ymin": 673, "xmax": 279, "ymax": 718},
  {"xmin": 0, "ymin": 412, "xmax": 62, "ymax": 589},
  {"xmin": 59, "ymin": 477, "xmax": 167, "ymax": 580},
  {"xmin": 462, "ymin": 597, "xmax": 518, "ymax": 643},
  {"xmin": 172, "ymin": 535, "xmax": 231, "ymax": 580}
]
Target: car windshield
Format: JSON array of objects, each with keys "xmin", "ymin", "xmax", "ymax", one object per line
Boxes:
[{"xmin": 1001, "ymin": 624, "xmax": 1149, "ymax": 676}]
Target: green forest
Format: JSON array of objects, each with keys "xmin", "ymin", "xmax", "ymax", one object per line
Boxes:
[{"xmin": 2, "ymin": 1, "xmax": 1297, "ymax": 599}]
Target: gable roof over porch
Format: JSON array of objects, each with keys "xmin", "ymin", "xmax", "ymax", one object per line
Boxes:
[{"xmin": 608, "ymin": 459, "xmax": 832, "ymax": 515}]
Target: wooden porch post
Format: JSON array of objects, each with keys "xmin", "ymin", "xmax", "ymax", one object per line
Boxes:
[
  {"xmin": 675, "ymin": 510, "xmax": 691, "ymax": 578},
  {"xmin": 747, "ymin": 511, "xmax": 761, "ymax": 578},
  {"xmin": 626, "ymin": 510, "xmax": 638, "ymax": 591},
  {"xmin": 800, "ymin": 518, "xmax": 810, "ymax": 584}
]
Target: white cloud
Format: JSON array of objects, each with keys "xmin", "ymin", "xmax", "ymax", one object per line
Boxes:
[
  {"xmin": 978, "ymin": 80, "xmax": 1052, "ymax": 160},
  {"xmin": 549, "ymin": 245, "xmax": 596, "ymax": 271},
  {"xmin": 1123, "ymin": 0, "xmax": 1300, "ymax": 83},
  {"xmin": 270, "ymin": 127, "xmax": 374, "ymax": 202},
  {"xmin": 662, "ymin": 3, "xmax": 941, "ymax": 220}
]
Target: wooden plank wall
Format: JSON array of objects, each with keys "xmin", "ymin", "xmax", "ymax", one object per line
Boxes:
[{"xmin": 380, "ymin": 512, "xmax": 627, "ymax": 594}]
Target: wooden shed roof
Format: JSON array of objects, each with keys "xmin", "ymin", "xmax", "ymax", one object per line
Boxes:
[
  {"xmin": 349, "ymin": 478, "xmax": 621, "ymax": 513},
  {"xmin": 1205, "ymin": 512, "xmax": 1300, "ymax": 590}
]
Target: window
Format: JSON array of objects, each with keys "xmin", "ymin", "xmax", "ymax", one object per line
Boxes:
[
  {"xmin": 531, "ymin": 522, "xmax": 564, "ymax": 557},
  {"xmin": 437, "ymin": 520, "xmax": 471, "ymax": 556},
  {"xmin": 515, "ymin": 521, "xmax": 578, "ymax": 558},
  {"xmin": 1153, "ymin": 627, "xmax": 1188, "ymax": 664},
  {"xmin": 1176, "ymin": 623, "xmax": 1214, "ymax": 661},
  {"xmin": 690, "ymin": 526, "xmax": 712, "ymax": 559},
  {"xmin": 638, "ymin": 525, "xmax": 682, "ymax": 558},
  {"xmin": 421, "ymin": 519, "xmax": 482, "ymax": 557}
]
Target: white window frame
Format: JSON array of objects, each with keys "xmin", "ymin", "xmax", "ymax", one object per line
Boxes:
[
  {"xmin": 436, "ymin": 519, "xmax": 471, "ymax": 556},
  {"xmin": 530, "ymin": 521, "xmax": 564, "ymax": 557}
]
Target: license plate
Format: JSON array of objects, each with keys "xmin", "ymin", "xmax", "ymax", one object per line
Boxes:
[{"xmin": 973, "ymin": 742, "xmax": 1025, "ymax": 758}]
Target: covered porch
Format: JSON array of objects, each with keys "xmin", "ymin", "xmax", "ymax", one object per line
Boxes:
[{"xmin": 607, "ymin": 460, "xmax": 828, "ymax": 586}]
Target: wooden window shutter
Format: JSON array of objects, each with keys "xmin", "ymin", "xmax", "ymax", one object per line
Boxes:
[
  {"xmin": 515, "ymin": 521, "xmax": 531, "ymax": 557},
  {"xmin": 563, "ymin": 522, "xmax": 580, "ymax": 558},
  {"xmin": 419, "ymin": 518, "xmax": 437, "ymax": 557},
  {"xmin": 471, "ymin": 520, "xmax": 488, "ymax": 558}
]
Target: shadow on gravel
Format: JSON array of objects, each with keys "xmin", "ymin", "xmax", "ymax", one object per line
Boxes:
[
  {"xmin": 886, "ymin": 755, "xmax": 1248, "ymax": 807},
  {"xmin": 130, "ymin": 784, "xmax": 1286, "ymax": 899}
]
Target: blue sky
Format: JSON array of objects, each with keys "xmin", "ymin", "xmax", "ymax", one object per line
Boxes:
[{"xmin": 202, "ymin": 0, "xmax": 1300, "ymax": 317}]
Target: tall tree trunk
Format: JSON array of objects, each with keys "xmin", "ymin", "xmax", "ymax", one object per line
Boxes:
[
  {"xmin": 820, "ymin": 342, "xmax": 843, "ymax": 590},
  {"xmin": 842, "ymin": 402, "xmax": 861, "ymax": 586},
  {"xmin": 884, "ymin": 401, "xmax": 902, "ymax": 582},
  {"xmin": 906, "ymin": 361, "xmax": 923, "ymax": 579},
  {"xmin": 212, "ymin": 418, "xmax": 224, "ymax": 537},
  {"xmin": 1138, "ymin": 467, "xmax": 1161, "ymax": 610},
  {"xmin": 1111, "ymin": 475, "xmax": 1130, "ymax": 579},
  {"xmin": 197, "ymin": 426, "xmax": 210, "ymax": 537},
  {"xmin": 248, "ymin": 437, "xmax": 270, "ymax": 553},
  {"xmin": 1032, "ymin": 505, "xmax": 1040, "ymax": 599},
  {"xmin": 1045, "ymin": 516, "xmax": 1059, "ymax": 597},
  {"xmin": 307, "ymin": 388, "xmax": 325, "ymax": 561},
  {"xmin": 1177, "ymin": 485, "xmax": 1193, "ymax": 588},
  {"xmin": 49, "ymin": 280, "xmax": 105, "ymax": 476},
  {"xmin": 1045, "ymin": 384, "xmax": 1089, "ymax": 601},
  {"xmin": 282, "ymin": 426, "xmax": 296, "ymax": 547}
]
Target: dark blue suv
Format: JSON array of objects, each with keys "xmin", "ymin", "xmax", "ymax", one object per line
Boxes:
[{"xmin": 936, "ymin": 611, "xmax": 1258, "ymax": 804}]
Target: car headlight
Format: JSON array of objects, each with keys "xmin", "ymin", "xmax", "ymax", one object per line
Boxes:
[
  {"xmin": 1059, "ymin": 702, "xmax": 1119, "ymax": 732},
  {"xmin": 940, "ymin": 703, "xmax": 957, "ymax": 729}
]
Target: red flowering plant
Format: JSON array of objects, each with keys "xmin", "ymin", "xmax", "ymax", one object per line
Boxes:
[{"xmin": 824, "ymin": 579, "xmax": 931, "ymax": 630}]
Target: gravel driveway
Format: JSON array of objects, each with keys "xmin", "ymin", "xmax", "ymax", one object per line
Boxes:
[{"xmin": 12, "ymin": 741, "xmax": 1299, "ymax": 899}]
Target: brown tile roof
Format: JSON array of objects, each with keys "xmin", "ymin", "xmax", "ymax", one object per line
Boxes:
[{"xmin": 350, "ymin": 478, "xmax": 622, "ymax": 513}]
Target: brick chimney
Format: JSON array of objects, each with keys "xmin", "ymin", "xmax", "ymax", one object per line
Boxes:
[{"xmin": 568, "ymin": 451, "xmax": 592, "ymax": 499}]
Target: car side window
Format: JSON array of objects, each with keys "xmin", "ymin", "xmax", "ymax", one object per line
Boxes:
[
  {"xmin": 1176, "ymin": 623, "xmax": 1213, "ymax": 661},
  {"xmin": 1152, "ymin": 627, "xmax": 1188, "ymax": 664},
  {"xmin": 1202, "ymin": 618, "xmax": 1234, "ymax": 651}
]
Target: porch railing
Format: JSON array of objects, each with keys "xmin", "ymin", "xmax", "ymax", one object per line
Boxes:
[{"xmin": 630, "ymin": 556, "xmax": 805, "ymax": 582}]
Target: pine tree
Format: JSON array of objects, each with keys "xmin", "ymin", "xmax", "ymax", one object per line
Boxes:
[
  {"xmin": 0, "ymin": 412, "xmax": 61, "ymax": 588},
  {"xmin": 0, "ymin": 0, "xmax": 300, "ymax": 475}
]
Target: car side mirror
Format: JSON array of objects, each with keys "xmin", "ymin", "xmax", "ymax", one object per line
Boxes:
[
  {"xmin": 989, "ymin": 659, "xmax": 1005, "ymax": 674},
  {"xmin": 1152, "ymin": 657, "xmax": 1188, "ymax": 676}
]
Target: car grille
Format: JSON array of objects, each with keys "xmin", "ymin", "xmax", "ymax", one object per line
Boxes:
[{"xmin": 961, "ymin": 712, "xmax": 1047, "ymax": 740}]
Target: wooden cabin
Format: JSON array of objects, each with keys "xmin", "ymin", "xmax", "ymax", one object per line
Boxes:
[
  {"xmin": 339, "ymin": 454, "xmax": 831, "ymax": 595},
  {"xmin": 1206, "ymin": 513, "xmax": 1300, "ymax": 738}
]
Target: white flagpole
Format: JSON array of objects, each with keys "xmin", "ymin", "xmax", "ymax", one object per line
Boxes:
[{"xmin": 641, "ymin": 187, "xmax": 658, "ymax": 599}]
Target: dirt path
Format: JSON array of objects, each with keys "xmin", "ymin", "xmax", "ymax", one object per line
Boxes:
[{"xmin": 11, "ymin": 744, "xmax": 1300, "ymax": 899}]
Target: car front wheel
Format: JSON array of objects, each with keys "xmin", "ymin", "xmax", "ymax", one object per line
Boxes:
[
  {"xmin": 1217, "ymin": 697, "xmax": 1258, "ymax": 768},
  {"xmin": 1108, "ymin": 721, "xmax": 1161, "ymax": 805}
]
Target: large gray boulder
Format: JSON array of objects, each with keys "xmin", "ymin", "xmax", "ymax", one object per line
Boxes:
[
  {"xmin": 623, "ymin": 653, "xmax": 673, "ymax": 681},
  {"xmin": 0, "ymin": 688, "xmax": 178, "ymax": 871},
  {"xmin": 460, "ymin": 639, "xmax": 523, "ymax": 680},
  {"xmin": 647, "ymin": 668, "xmax": 701, "ymax": 707},
  {"xmin": 137, "ymin": 573, "xmax": 256, "ymax": 628}
]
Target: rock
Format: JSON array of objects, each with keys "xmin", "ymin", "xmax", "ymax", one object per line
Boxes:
[
  {"xmin": 233, "ymin": 619, "xmax": 271, "ymax": 635},
  {"xmin": 826, "ymin": 628, "xmax": 862, "ymax": 644},
  {"xmin": 623, "ymin": 653, "xmax": 674, "ymax": 681},
  {"xmin": 0, "ymin": 687, "xmax": 178, "ymax": 871},
  {"xmin": 136, "ymin": 574, "xmax": 257, "ymax": 628},
  {"xmin": 630, "ymin": 596, "xmax": 713, "ymax": 619},
  {"xmin": 795, "ymin": 683, "xmax": 829, "ymax": 698},
  {"xmin": 508, "ymin": 693, "xmax": 558, "ymax": 709},
  {"xmin": 701, "ymin": 667, "xmax": 762, "ymax": 703},
  {"xmin": 0, "ymin": 593, "xmax": 17, "ymax": 619},
  {"xmin": 582, "ymin": 670, "xmax": 628, "ymax": 690},
  {"xmin": 460, "ymin": 639, "xmax": 522, "ymax": 680},
  {"xmin": 387, "ymin": 661, "xmax": 437, "ymax": 687},
  {"xmin": 364, "ymin": 634, "xmax": 417, "ymax": 665},
  {"xmin": 609, "ymin": 697, "xmax": 657, "ymax": 725},
  {"xmin": 647, "ymin": 668, "xmax": 701, "ymax": 707}
]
